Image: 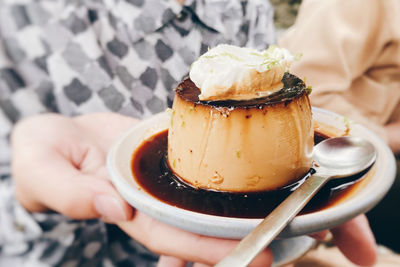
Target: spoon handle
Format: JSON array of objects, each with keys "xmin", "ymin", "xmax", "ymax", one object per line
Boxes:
[{"xmin": 215, "ymin": 174, "xmax": 329, "ymax": 267}]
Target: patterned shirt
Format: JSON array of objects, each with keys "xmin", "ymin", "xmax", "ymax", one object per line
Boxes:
[{"xmin": 0, "ymin": 0, "xmax": 275, "ymax": 266}]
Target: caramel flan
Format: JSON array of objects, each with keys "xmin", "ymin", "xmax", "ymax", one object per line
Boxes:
[{"xmin": 167, "ymin": 44, "xmax": 313, "ymax": 192}]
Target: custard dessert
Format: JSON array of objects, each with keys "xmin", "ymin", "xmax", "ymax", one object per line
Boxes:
[{"xmin": 168, "ymin": 44, "xmax": 313, "ymax": 192}]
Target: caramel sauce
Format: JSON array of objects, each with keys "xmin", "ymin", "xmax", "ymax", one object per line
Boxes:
[
  {"xmin": 131, "ymin": 130, "xmax": 368, "ymax": 219},
  {"xmin": 176, "ymin": 73, "xmax": 306, "ymax": 109}
]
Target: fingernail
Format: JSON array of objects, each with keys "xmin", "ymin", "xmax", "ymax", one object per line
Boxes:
[
  {"xmin": 93, "ymin": 194, "xmax": 127, "ymax": 222},
  {"xmin": 321, "ymin": 231, "xmax": 333, "ymax": 243}
]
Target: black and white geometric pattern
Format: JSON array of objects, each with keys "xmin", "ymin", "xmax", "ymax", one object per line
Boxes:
[{"xmin": 0, "ymin": 0, "xmax": 276, "ymax": 266}]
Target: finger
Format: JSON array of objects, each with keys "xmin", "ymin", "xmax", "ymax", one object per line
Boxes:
[
  {"xmin": 157, "ymin": 255, "xmax": 187, "ymax": 267},
  {"xmin": 331, "ymin": 215, "xmax": 376, "ymax": 266},
  {"xmin": 193, "ymin": 263, "xmax": 212, "ymax": 267},
  {"xmin": 48, "ymin": 172, "xmax": 133, "ymax": 221},
  {"xmin": 118, "ymin": 212, "xmax": 273, "ymax": 267},
  {"xmin": 73, "ymin": 112, "xmax": 140, "ymax": 152},
  {"xmin": 309, "ymin": 230, "xmax": 330, "ymax": 240}
]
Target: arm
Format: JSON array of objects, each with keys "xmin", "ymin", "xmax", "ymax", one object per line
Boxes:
[
  {"xmin": 11, "ymin": 113, "xmax": 379, "ymax": 266},
  {"xmin": 280, "ymin": 0, "xmax": 400, "ymax": 141},
  {"xmin": 385, "ymin": 121, "xmax": 400, "ymax": 154}
]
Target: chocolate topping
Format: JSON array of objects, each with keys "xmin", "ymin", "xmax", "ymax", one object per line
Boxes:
[{"xmin": 175, "ymin": 72, "xmax": 307, "ymax": 109}]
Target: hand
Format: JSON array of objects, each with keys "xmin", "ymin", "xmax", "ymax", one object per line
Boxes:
[
  {"xmin": 330, "ymin": 215, "xmax": 376, "ymax": 266},
  {"xmin": 385, "ymin": 120, "xmax": 400, "ymax": 155},
  {"xmin": 11, "ymin": 113, "xmax": 376, "ymax": 266},
  {"xmin": 12, "ymin": 113, "xmax": 136, "ymax": 221},
  {"xmin": 154, "ymin": 214, "xmax": 376, "ymax": 267},
  {"xmin": 11, "ymin": 112, "xmax": 273, "ymax": 266},
  {"xmin": 119, "ymin": 212, "xmax": 273, "ymax": 267}
]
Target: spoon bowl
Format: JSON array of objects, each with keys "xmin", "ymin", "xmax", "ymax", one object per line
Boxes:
[
  {"xmin": 216, "ymin": 136, "xmax": 377, "ymax": 267},
  {"xmin": 313, "ymin": 136, "xmax": 377, "ymax": 178}
]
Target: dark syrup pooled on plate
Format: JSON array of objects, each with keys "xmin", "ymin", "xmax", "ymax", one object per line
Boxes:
[{"xmin": 131, "ymin": 130, "xmax": 366, "ymax": 219}]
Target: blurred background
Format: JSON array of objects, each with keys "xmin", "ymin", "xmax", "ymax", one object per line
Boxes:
[
  {"xmin": 271, "ymin": 0, "xmax": 301, "ymax": 30},
  {"xmin": 270, "ymin": 0, "xmax": 400, "ymax": 254}
]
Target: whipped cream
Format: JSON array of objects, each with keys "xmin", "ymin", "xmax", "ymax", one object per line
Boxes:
[{"xmin": 189, "ymin": 44, "xmax": 295, "ymax": 101}]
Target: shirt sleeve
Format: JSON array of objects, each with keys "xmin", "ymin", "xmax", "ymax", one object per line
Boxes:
[
  {"xmin": 280, "ymin": 0, "xmax": 398, "ymax": 141},
  {"xmin": 0, "ymin": 4, "xmax": 97, "ymax": 264},
  {"xmin": 0, "ymin": 46, "xmax": 74, "ymax": 266}
]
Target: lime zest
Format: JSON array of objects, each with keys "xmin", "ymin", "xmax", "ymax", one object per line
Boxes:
[
  {"xmin": 306, "ymin": 85, "xmax": 312, "ymax": 95},
  {"xmin": 343, "ymin": 115, "xmax": 351, "ymax": 126},
  {"xmin": 166, "ymin": 108, "xmax": 175, "ymax": 126},
  {"xmin": 294, "ymin": 53, "xmax": 303, "ymax": 61},
  {"xmin": 250, "ymin": 52, "xmax": 264, "ymax": 57},
  {"xmin": 236, "ymin": 150, "xmax": 241, "ymax": 158},
  {"xmin": 202, "ymin": 52, "xmax": 242, "ymax": 61},
  {"xmin": 203, "ymin": 55, "xmax": 218, "ymax": 59}
]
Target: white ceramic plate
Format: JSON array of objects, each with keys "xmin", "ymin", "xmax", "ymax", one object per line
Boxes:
[{"xmin": 107, "ymin": 107, "xmax": 396, "ymax": 239}]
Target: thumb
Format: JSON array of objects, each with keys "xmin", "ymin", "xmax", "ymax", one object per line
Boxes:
[
  {"xmin": 91, "ymin": 177, "xmax": 134, "ymax": 222},
  {"xmin": 40, "ymin": 170, "xmax": 133, "ymax": 222},
  {"xmin": 71, "ymin": 174, "xmax": 134, "ymax": 222},
  {"xmin": 157, "ymin": 255, "xmax": 187, "ymax": 267}
]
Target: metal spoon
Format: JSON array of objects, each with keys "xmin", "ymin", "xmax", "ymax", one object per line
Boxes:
[{"xmin": 215, "ymin": 136, "xmax": 377, "ymax": 267}]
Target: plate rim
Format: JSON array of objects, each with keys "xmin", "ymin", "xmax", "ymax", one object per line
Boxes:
[{"xmin": 107, "ymin": 107, "xmax": 397, "ymax": 239}]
